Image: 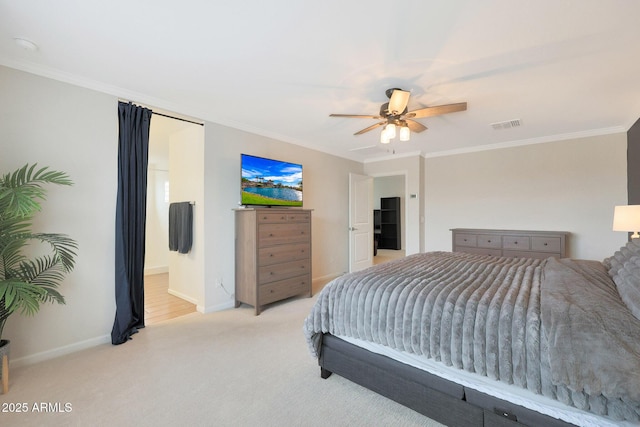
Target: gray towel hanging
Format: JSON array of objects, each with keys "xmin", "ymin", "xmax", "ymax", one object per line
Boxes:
[{"xmin": 169, "ymin": 202, "xmax": 193, "ymax": 254}]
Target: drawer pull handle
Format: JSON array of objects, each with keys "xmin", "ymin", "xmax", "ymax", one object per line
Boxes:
[
  {"xmin": 514, "ymin": 241, "xmax": 518, "ymax": 245},
  {"xmin": 269, "ymin": 233, "xmax": 274, "ymax": 237},
  {"xmin": 544, "ymin": 243, "xmax": 548, "ymax": 246},
  {"xmin": 487, "ymin": 240, "xmax": 491, "ymax": 243}
]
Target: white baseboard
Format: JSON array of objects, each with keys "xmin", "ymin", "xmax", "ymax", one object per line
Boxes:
[
  {"xmin": 167, "ymin": 288, "xmax": 198, "ymax": 305},
  {"xmin": 144, "ymin": 265, "xmax": 168, "ymax": 275},
  {"xmin": 10, "ymin": 334, "xmax": 111, "ymax": 369},
  {"xmin": 199, "ymin": 300, "xmax": 235, "ymax": 314},
  {"xmin": 313, "ymin": 273, "xmax": 342, "ymax": 284}
]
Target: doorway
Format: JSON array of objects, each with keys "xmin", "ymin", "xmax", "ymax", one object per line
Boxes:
[
  {"xmin": 144, "ymin": 113, "xmax": 202, "ymax": 324},
  {"xmin": 373, "ymin": 175, "xmax": 406, "ymax": 265}
]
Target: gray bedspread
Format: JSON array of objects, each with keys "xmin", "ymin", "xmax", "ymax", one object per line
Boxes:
[{"xmin": 303, "ymin": 252, "xmax": 640, "ymax": 422}]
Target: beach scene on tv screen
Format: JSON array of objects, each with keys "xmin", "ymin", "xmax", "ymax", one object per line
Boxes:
[{"xmin": 241, "ymin": 155, "xmax": 303, "ymax": 206}]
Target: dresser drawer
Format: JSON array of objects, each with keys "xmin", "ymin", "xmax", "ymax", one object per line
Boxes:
[
  {"xmin": 531, "ymin": 236, "xmax": 561, "ymax": 253},
  {"xmin": 259, "ymin": 243, "xmax": 310, "ymax": 266},
  {"xmin": 454, "ymin": 233, "xmax": 477, "ymax": 247},
  {"xmin": 258, "ymin": 259, "xmax": 310, "ymax": 284},
  {"xmin": 259, "ymin": 274, "xmax": 310, "ymax": 305},
  {"xmin": 458, "ymin": 247, "xmax": 502, "ymax": 257},
  {"xmin": 502, "ymin": 236, "xmax": 530, "ymax": 250},
  {"xmin": 502, "ymin": 250, "xmax": 551, "ymax": 260},
  {"xmin": 451, "ymin": 229, "xmax": 569, "ymax": 261},
  {"xmin": 257, "ymin": 212, "xmax": 289, "ymax": 223},
  {"xmin": 286, "ymin": 212, "xmax": 311, "ymax": 222},
  {"xmin": 477, "ymin": 235, "xmax": 502, "ymax": 249},
  {"xmin": 236, "ymin": 208, "xmax": 313, "ymax": 315},
  {"xmin": 258, "ymin": 223, "xmax": 310, "ymax": 246},
  {"xmin": 257, "ymin": 211, "xmax": 310, "ymax": 224}
]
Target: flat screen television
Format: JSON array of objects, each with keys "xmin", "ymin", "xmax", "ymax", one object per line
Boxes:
[{"xmin": 241, "ymin": 154, "xmax": 303, "ymax": 207}]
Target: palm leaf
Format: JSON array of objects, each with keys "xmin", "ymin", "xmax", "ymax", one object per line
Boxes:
[
  {"xmin": 11, "ymin": 256, "xmax": 68, "ymax": 305},
  {"xmin": 1, "ymin": 256, "xmax": 69, "ymax": 314},
  {"xmin": 0, "ymin": 164, "xmax": 73, "ymax": 218},
  {"xmin": 30, "ymin": 233, "xmax": 78, "ymax": 271},
  {"xmin": 0, "ymin": 163, "xmax": 77, "ymax": 337},
  {"xmin": 0, "ymin": 279, "xmax": 47, "ymax": 315}
]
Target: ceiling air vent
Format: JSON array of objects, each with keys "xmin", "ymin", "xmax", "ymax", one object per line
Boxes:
[{"xmin": 490, "ymin": 119, "xmax": 521, "ymax": 130}]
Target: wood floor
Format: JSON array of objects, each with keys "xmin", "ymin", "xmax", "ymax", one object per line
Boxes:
[{"xmin": 144, "ymin": 273, "xmax": 196, "ymax": 325}]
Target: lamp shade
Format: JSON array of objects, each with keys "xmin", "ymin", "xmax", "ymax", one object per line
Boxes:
[
  {"xmin": 380, "ymin": 130, "xmax": 391, "ymax": 144},
  {"xmin": 613, "ymin": 205, "xmax": 640, "ymax": 238},
  {"xmin": 385, "ymin": 123, "xmax": 396, "ymax": 139},
  {"xmin": 399, "ymin": 125, "xmax": 410, "ymax": 141}
]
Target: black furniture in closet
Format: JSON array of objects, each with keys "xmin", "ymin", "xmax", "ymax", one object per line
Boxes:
[{"xmin": 378, "ymin": 197, "xmax": 401, "ymax": 250}]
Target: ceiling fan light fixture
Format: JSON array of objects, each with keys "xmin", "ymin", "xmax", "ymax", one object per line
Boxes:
[
  {"xmin": 380, "ymin": 131, "xmax": 391, "ymax": 144},
  {"xmin": 399, "ymin": 125, "xmax": 410, "ymax": 141},
  {"xmin": 388, "ymin": 89, "xmax": 410, "ymax": 115},
  {"xmin": 329, "ymin": 88, "xmax": 467, "ymax": 145},
  {"xmin": 385, "ymin": 123, "xmax": 396, "ymax": 139}
]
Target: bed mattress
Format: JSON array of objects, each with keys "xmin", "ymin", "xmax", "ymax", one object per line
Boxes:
[
  {"xmin": 336, "ymin": 334, "xmax": 632, "ymax": 427},
  {"xmin": 304, "ymin": 251, "xmax": 640, "ymax": 424}
]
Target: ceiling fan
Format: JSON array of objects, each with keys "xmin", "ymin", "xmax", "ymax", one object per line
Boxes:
[{"xmin": 330, "ymin": 88, "xmax": 467, "ymax": 143}]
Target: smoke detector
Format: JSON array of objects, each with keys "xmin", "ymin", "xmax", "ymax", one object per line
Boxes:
[{"xmin": 13, "ymin": 37, "xmax": 38, "ymax": 52}]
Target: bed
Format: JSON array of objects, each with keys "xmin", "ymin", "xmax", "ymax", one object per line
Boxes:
[{"xmin": 303, "ymin": 240, "xmax": 640, "ymax": 427}]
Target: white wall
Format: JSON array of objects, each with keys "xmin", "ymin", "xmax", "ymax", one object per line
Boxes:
[
  {"xmin": 201, "ymin": 121, "xmax": 364, "ymax": 312},
  {"xmin": 145, "ymin": 117, "xmax": 171, "ymax": 274},
  {"xmin": 365, "ymin": 155, "xmax": 422, "ymax": 255},
  {"xmin": 145, "ymin": 166, "xmax": 169, "ymax": 274},
  {"xmin": 424, "ymin": 133, "xmax": 629, "ymax": 260},
  {"xmin": 0, "ymin": 65, "xmax": 364, "ymax": 362},
  {"xmin": 145, "ymin": 116, "xmax": 201, "ymax": 278},
  {"xmin": 1, "ymin": 63, "xmax": 631, "ymax": 364},
  {"xmin": 168, "ymin": 125, "xmax": 205, "ymax": 307},
  {"xmin": 0, "ymin": 65, "xmax": 117, "ymax": 363}
]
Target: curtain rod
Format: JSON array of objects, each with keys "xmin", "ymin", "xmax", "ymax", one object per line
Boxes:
[
  {"xmin": 118, "ymin": 99, "xmax": 203, "ymax": 126},
  {"xmin": 152, "ymin": 111, "xmax": 203, "ymax": 126}
]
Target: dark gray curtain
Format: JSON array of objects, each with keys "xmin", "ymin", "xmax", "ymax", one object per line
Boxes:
[{"xmin": 111, "ymin": 102, "xmax": 152, "ymax": 345}]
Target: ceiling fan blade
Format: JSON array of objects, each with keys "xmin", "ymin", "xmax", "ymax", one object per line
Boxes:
[
  {"xmin": 330, "ymin": 113, "xmax": 381, "ymax": 119},
  {"xmin": 404, "ymin": 102, "xmax": 467, "ymax": 119},
  {"xmin": 354, "ymin": 122, "xmax": 386, "ymax": 135},
  {"xmin": 388, "ymin": 89, "xmax": 410, "ymax": 115},
  {"xmin": 405, "ymin": 119, "xmax": 427, "ymax": 133}
]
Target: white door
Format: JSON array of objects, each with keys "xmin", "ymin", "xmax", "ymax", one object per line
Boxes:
[{"xmin": 349, "ymin": 173, "xmax": 373, "ymax": 272}]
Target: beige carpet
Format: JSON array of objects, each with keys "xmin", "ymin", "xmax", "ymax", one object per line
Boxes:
[
  {"xmin": 0, "ymin": 288, "xmax": 444, "ymax": 427},
  {"xmin": 374, "ymin": 249, "xmax": 406, "ymax": 265}
]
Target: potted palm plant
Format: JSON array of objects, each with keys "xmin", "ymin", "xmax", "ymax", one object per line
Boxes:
[{"xmin": 0, "ymin": 164, "xmax": 77, "ymax": 372}]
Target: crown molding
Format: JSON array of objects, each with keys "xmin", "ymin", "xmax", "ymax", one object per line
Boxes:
[{"xmin": 422, "ymin": 126, "xmax": 627, "ymax": 159}]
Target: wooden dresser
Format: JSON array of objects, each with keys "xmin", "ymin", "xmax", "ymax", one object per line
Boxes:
[
  {"xmin": 451, "ymin": 228, "xmax": 569, "ymax": 259},
  {"xmin": 235, "ymin": 208, "xmax": 312, "ymax": 315}
]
